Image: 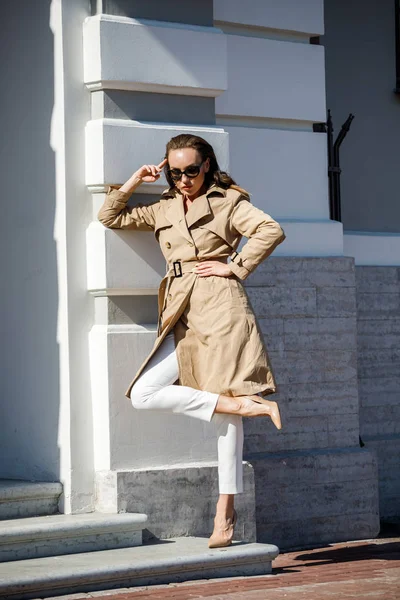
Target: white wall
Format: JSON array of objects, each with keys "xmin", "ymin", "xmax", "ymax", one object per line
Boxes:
[
  {"xmin": 214, "ymin": 0, "xmax": 324, "ymax": 35},
  {"xmin": 0, "ymin": 1, "xmax": 61, "ymax": 481},
  {"xmin": 0, "ymin": 1, "xmax": 94, "ymax": 514}
]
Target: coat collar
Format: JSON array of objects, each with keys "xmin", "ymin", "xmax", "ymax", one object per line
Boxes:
[
  {"xmin": 161, "ymin": 183, "xmax": 227, "ymax": 199},
  {"xmin": 163, "ymin": 184, "xmax": 227, "ymax": 231},
  {"xmin": 186, "ymin": 184, "xmax": 226, "ymax": 228},
  {"xmin": 185, "ymin": 194, "xmax": 210, "ymax": 229}
]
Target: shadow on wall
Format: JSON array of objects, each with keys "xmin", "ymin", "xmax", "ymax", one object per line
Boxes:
[{"xmin": 0, "ymin": 0, "xmax": 60, "ymax": 480}]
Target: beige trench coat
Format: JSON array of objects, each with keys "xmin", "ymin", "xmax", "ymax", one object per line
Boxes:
[{"xmin": 98, "ymin": 184, "xmax": 286, "ymax": 399}]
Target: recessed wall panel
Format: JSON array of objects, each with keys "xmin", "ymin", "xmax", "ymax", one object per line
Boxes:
[
  {"xmin": 225, "ymin": 126, "xmax": 329, "ymax": 220},
  {"xmin": 216, "ymin": 35, "xmax": 326, "ymax": 121}
]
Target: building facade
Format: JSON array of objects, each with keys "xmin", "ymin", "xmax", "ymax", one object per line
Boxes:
[{"xmin": 0, "ymin": 0, "xmax": 398, "ymax": 549}]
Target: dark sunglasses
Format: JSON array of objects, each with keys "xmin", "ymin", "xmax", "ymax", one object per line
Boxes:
[{"xmin": 168, "ymin": 161, "xmax": 204, "ymax": 182}]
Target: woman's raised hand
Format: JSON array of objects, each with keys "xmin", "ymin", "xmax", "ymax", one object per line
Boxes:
[{"xmin": 135, "ymin": 159, "xmax": 168, "ymax": 183}]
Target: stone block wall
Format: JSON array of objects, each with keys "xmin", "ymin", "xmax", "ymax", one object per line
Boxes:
[
  {"xmin": 243, "ymin": 257, "xmax": 380, "ymax": 549},
  {"xmin": 244, "ymin": 257, "xmax": 360, "ymax": 454},
  {"xmin": 355, "ymin": 267, "xmax": 400, "ymax": 522}
]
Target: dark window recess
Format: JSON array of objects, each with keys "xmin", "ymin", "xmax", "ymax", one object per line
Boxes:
[
  {"xmin": 310, "ymin": 36, "xmax": 320, "ymax": 45},
  {"xmin": 395, "ymin": 0, "xmax": 400, "ymax": 93},
  {"xmin": 314, "ymin": 111, "xmax": 355, "ymax": 223}
]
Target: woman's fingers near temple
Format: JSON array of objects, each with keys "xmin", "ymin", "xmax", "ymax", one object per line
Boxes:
[{"xmin": 158, "ymin": 158, "xmax": 168, "ymax": 170}]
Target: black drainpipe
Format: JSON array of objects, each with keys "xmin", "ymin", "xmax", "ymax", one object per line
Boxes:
[
  {"xmin": 314, "ymin": 111, "xmax": 355, "ymax": 222},
  {"xmin": 395, "ymin": 0, "xmax": 400, "ymax": 93}
]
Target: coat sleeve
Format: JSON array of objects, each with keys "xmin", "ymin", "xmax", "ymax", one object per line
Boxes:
[
  {"xmin": 97, "ymin": 186, "xmax": 158, "ymax": 230},
  {"xmin": 228, "ymin": 196, "xmax": 286, "ymax": 280}
]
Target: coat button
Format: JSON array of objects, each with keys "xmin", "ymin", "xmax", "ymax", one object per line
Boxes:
[
  {"xmin": 167, "ymin": 293, "xmax": 172, "ymax": 301},
  {"xmin": 166, "ymin": 242, "xmax": 171, "ymax": 249},
  {"xmin": 188, "ymin": 241, "xmax": 194, "ymax": 247}
]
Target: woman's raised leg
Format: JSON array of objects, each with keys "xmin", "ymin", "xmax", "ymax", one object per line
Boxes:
[{"xmin": 130, "ymin": 332, "xmax": 219, "ymax": 422}]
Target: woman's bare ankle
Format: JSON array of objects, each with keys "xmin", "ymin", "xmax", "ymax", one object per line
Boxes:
[
  {"xmin": 214, "ymin": 395, "xmax": 264, "ymax": 417},
  {"xmin": 214, "ymin": 394, "xmax": 242, "ymax": 415}
]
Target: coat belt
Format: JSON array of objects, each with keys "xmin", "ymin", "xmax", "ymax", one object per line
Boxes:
[
  {"xmin": 166, "ymin": 257, "xmax": 228, "ymax": 278},
  {"xmin": 158, "ymin": 258, "xmax": 229, "ymax": 335}
]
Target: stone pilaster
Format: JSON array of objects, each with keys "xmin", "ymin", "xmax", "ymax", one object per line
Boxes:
[
  {"xmin": 356, "ymin": 267, "xmax": 400, "ymax": 523},
  {"xmin": 242, "ymin": 257, "xmax": 380, "ymax": 548}
]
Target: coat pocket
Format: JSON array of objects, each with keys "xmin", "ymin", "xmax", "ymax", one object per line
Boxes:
[{"xmin": 154, "ymin": 215, "xmax": 173, "ymax": 242}]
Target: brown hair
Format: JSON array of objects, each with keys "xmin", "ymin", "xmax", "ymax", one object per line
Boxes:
[{"xmin": 163, "ymin": 134, "xmax": 248, "ymax": 196}]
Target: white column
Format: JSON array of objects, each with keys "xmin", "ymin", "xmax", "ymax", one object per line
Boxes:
[
  {"xmin": 83, "ymin": 14, "xmax": 230, "ymax": 473},
  {"xmin": 52, "ymin": 0, "xmax": 94, "ymax": 512}
]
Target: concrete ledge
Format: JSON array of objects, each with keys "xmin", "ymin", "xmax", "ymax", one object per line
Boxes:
[
  {"xmin": 83, "ymin": 15, "xmax": 227, "ymax": 97},
  {"xmin": 85, "ymin": 120, "xmax": 229, "ymax": 189},
  {"xmin": 0, "ymin": 538, "xmax": 279, "ymax": 600},
  {"xmin": 0, "ymin": 481, "xmax": 62, "ymax": 521},
  {"xmin": 0, "ymin": 513, "xmax": 147, "ymax": 562},
  {"xmin": 95, "ymin": 463, "xmax": 257, "ymax": 543},
  {"xmin": 363, "ymin": 436, "xmax": 400, "ymax": 521},
  {"xmin": 86, "ymin": 222, "xmax": 165, "ymax": 294},
  {"xmin": 344, "ymin": 231, "xmax": 400, "ymax": 266}
]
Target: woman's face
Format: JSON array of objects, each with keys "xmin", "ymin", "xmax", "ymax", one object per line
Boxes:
[{"xmin": 168, "ymin": 148, "xmax": 209, "ymax": 198}]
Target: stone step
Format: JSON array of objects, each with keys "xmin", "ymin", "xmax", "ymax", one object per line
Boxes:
[
  {"xmin": 0, "ymin": 480, "xmax": 62, "ymax": 520},
  {"xmin": 0, "ymin": 512, "xmax": 148, "ymax": 562},
  {"xmin": 0, "ymin": 537, "xmax": 279, "ymax": 600}
]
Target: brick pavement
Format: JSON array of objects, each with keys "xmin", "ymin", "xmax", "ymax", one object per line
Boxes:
[{"xmin": 44, "ymin": 534, "xmax": 400, "ymax": 600}]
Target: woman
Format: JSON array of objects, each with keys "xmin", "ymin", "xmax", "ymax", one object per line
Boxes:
[{"xmin": 98, "ymin": 134, "xmax": 286, "ymax": 548}]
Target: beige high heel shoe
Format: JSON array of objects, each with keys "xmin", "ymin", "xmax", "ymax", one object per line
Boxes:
[
  {"xmin": 247, "ymin": 395, "xmax": 282, "ymax": 430},
  {"xmin": 208, "ymin": 509, "xmax": 237, "ymax": 549}
]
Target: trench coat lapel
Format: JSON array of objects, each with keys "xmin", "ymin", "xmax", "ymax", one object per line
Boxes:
[
  {"xmin": 185, "ymin": 194, "xmax": 212, "ymax": 229},
  {"xmin": 165, "ymin": 193, "xmax": 193, "ymax": 244}
]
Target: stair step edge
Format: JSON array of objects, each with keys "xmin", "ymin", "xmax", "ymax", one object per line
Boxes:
[
  {"xmin": 0, "ymin": 539, "xmax": 279, "ymax": 588},
  {"xmin": 0, "ymin": 513, "xmax": 148, "ymax": 544},
  {"xmin": 0, "ymin": 482, "xmax": 62, "ymax": 503}
]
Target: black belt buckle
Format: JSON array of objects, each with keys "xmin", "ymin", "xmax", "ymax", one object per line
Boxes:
[{"xmin": 173, "ymin": 261, "xmax": 183, "ymax": 277}]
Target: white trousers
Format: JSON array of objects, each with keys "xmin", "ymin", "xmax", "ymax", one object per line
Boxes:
[{"xmin": 130, "ymin": 332, "xmax": 244, "ymax": 494}]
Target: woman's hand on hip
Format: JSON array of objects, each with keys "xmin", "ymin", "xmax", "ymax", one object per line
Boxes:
[{"xmin": 194, "ymin": 261, "xmax": 233, "ymax": 278}]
